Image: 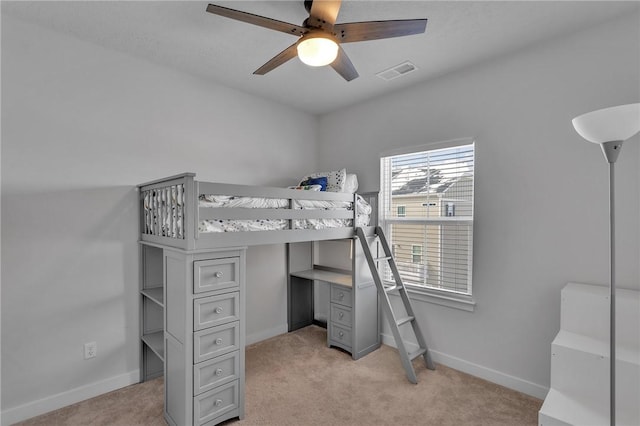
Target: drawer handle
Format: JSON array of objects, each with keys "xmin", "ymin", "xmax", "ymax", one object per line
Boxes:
[
  {"xmin": 338, "ymin": 292, "xmax": 344, "ymax": 299},
  {"xmin": 214, "ymin": 307, "xmax": 223, "ymax": 314},
  {"xmin": 214, "ymin": 271, "xmax": 223, "ymax": 278},
  {"xmin": 215, "ymin": 368, "xmax": 223, "ymax": 376},
  {"xmin": 339, "ymin": 331, "xmax": 344, "ymax": 338},
  {"xmin": 338, "ymin": 312, "xmax": 344, "ymax": 318},
  {"xmin": 215, "ymin": 399, "xmax": 223, "ymax": 407},
  {"xmin": 215, "ymin": 338, "xmax": 223, "ymax": 345}
]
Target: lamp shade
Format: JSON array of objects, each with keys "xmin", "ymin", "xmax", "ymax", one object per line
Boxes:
[
  {"xmin": 572, "ymin": 103, "xmax": 640, "ymax": 144},
  {"xmin": 297, "ymin": 33, "xmax": 339, "ymax": 67}
]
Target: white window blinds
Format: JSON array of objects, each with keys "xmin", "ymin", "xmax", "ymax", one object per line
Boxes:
[{"xmin": 380, "ymin": 141, "xmax": 475, "ymax": 295}]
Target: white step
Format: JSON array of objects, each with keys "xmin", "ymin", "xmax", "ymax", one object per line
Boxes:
[
  {"xmin": 540, "ymin": 386, "xmax": 640, "ymax": 426},
  {"xmin": 539, "ymin": 388, "xmax": 607, "ymax": 426},
  {"xmin": 561, "ymin": 282, "xmax": 640, "ymax": 351},
  {"xmin": 549, "ymin": 330, "xmax": 640, "ymax": 424},
  {"xmin": 541, "ymin": 283, "xmax": 640, "ymax": 426}
]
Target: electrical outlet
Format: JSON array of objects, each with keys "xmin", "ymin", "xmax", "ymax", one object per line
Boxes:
[{"xmin": 84, "ymin": 342, "xmax": 97, "ymax": 359}]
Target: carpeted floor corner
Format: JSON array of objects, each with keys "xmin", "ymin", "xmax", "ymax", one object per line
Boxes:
[{"xmin": 16, "ymin": 326, "xmax": 542, "ymax": 425}]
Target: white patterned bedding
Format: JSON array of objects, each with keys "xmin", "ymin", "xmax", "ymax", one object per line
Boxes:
[
  {"xmin": 198, "ymin": 194, "xmax": 371, "ymax": 233},
  {"xmin": 142, "ymin": 185, "xmax": 185, "ymax": 238}
]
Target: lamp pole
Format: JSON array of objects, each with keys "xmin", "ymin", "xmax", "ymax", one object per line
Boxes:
[
  {"xmin": 601, "ymin": 140, "xmax": 622, "ymax": 426},
  {"xmin": 572, "ymin": 103, "xmax": 639, "ymax": 426}
]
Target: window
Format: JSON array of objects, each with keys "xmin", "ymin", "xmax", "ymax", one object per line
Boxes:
[
  {"xmin": 411, "ymin": 245, "xmax": 422, "ymax": 263},
  {"xmin": 380, "ymin": 139, "xmax": 475, "ymax": 300}
]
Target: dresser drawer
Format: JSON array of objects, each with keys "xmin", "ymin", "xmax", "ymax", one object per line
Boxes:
[
  {"xmin": 330, "ymin": 304, "xmax": 352, "ymax": 328},
  {"xmin": 194, "ymin": 321, "xmax": 239, "ymax": 364},
  {"xmin": 194, "ymin": 292, "xmax": 240, "ymax": 331},
  {"xmin": 330, "ymin": 285, "xmax": 352, "ymax": 307},
  {"xmin": 193, "ymin": 380, "xmax": 238, "ymax": 426},
  {"xmin": 194, "ymin": 258, "xmax": 240, "ymax": 294},
  {"xmin": 193, "ymin": 351, "xmax": 239, "ymax": 396},
  {"xmin": 329, "ymin": 324, "xmax": 352, "ymax": 348}
]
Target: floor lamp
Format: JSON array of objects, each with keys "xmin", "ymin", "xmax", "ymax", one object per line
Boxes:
[{"xmin": 572, "ymin": 102, "xmax": 640, "ymax": 426}]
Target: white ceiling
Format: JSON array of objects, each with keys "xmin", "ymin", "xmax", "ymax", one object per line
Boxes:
[{"xmin": 3, "ymin": 1, "xmax": 638, "ymax": 115}]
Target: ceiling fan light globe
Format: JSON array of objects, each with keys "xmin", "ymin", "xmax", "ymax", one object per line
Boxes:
[{"xmin": 297, "ymin": 36, "xmax": 339, "ymax": 67}]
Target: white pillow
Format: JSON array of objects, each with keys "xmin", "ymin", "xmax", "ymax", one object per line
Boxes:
[
  {"xmin": 343, "ymin": 174, "xmax": 359, "ymax": 193},
  {"xmin": 300, "ymin": 168, "xmax": 346, "ymax": 192}
]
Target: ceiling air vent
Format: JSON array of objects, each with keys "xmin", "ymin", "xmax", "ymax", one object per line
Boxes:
[{"xmin": 376, "ymin": 61, "xmax": 417, "ymax": 81}]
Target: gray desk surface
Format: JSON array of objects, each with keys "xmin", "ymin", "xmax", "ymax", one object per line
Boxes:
[{"xmin": 290, "ymin": 268, "xmax": 352, "ymax": 288}]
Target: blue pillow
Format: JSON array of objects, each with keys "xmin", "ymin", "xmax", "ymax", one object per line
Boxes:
[{"xmin": 300, "ymin": 176, "xmax": 328, "ymax": 191}]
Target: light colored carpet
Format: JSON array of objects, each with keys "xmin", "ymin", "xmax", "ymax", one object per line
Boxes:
[{"xmin": 17, "ymin": 326, "xmax": 542, "ymax": 425}]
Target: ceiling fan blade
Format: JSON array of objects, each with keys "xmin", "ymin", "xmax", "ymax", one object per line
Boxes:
[
  {"xmin": 334, "ymin": 19, "xmax": 427, "ymax": 43},
  {"xmin": 206, "ymin": 4, "xmax": 307, "ymax": 37},
  {"xmin": 253, "ymin": 43, "xmax": 299, "ymax": 75},
  {"xmin": 330, "ymin": 45, "xmax": 359, "ymax": 81},
  {"xmin": 308, "ymin": 0, "xmax": 341, "ymax": 29}
]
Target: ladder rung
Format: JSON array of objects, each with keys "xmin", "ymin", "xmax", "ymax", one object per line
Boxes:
[
  {"xmin": 374, "ymin": 256, "xmax": 392, "ymax": 262},
  {"xmin": 408, "ymin": 348, "xmax": 427, "ymax": 361},
  {"xmin": 384, "ymin": 283, "xmax": 405, "ymax": 292},
  {"xmin": 396, "ymin": 316, "xmax": 414, "ymax": 327}
]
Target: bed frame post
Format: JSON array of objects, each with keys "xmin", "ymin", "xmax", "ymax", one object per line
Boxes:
[
  {"xmin": 353, "ymin": 193, "xmax": 358, "ymax": 228},
  {"xmin": 184, "ymin": 175, "xmax": 197, "ymax": 250}
]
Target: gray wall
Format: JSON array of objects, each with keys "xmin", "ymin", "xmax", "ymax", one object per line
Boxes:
[
  {"xmin": 1, "ymin": 15, "xmax": 315, "ymax": 419},
  {"xmin": 317, "ymin": 13, "xmax": 640, "ymax": 396}
]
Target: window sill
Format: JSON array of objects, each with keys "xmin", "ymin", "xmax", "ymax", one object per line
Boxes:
[{"xmin": 385, "ymin": 282, "xmax": 476, "ymax": 312}]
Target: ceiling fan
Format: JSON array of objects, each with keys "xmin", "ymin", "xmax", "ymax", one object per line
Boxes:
[{"xmin": 205, "ymin": 1, "xmax": 427, "ymax": 81}]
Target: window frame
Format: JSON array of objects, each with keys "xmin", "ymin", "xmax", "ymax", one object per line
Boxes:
[
  {"xmin": 411, "ymin": 244, "xmax": 423, "ymax": 264},
  {"xmin": 379, "ymin": 138, "xmax": 476, "ymax": 312}
]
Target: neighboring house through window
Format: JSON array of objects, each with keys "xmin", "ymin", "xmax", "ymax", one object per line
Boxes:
[{"xmin": 380, "ymin": 139, "xmax": 475, "ymax": 307}]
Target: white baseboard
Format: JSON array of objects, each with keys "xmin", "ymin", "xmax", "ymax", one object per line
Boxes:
[
  {"xmin": 381, "ymin": 333, "xmax": 549, "ymax": 400},
  {"xmin": 1, "ymin": 370, "xmax": 140, "ymax": 426},
  {"xmin": 246, "ymin": 324, "xmax": 288, "ymax": 346}
]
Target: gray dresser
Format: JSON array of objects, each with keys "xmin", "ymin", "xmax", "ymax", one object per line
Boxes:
[{"xmin": 141, "ymin": 242, "xmax": 246, "ymax": 426}]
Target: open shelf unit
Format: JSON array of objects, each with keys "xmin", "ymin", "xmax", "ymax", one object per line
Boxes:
[
  {"xmin": 141, "ymin": 287, "xmax": 164, "ymax": 306},
  {"xmin": 141, "ymin": 244, "xmax": 164, "ymax": 380},
  {"xmin": 141, "ymin": 330, "xmax": 164, "ymax": 360}
]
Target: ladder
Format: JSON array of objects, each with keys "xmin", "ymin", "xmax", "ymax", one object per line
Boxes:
[{"xmin": 356, "ymin": 226, "xmax": 435, "ymax": 384}]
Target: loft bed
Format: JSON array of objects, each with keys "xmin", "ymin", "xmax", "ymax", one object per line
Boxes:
[
  {"xmin": 138, "ymin": 172, "xmax": 382, "ymax": 426},
  {"xmin": 138, "ymin": 172, "xmax": 378, "ymax": 250}
]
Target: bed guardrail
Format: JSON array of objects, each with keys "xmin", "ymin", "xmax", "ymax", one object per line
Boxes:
[{"xmin": 138, "ymin": 173, "xmax": 378, "ymax": 250}]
